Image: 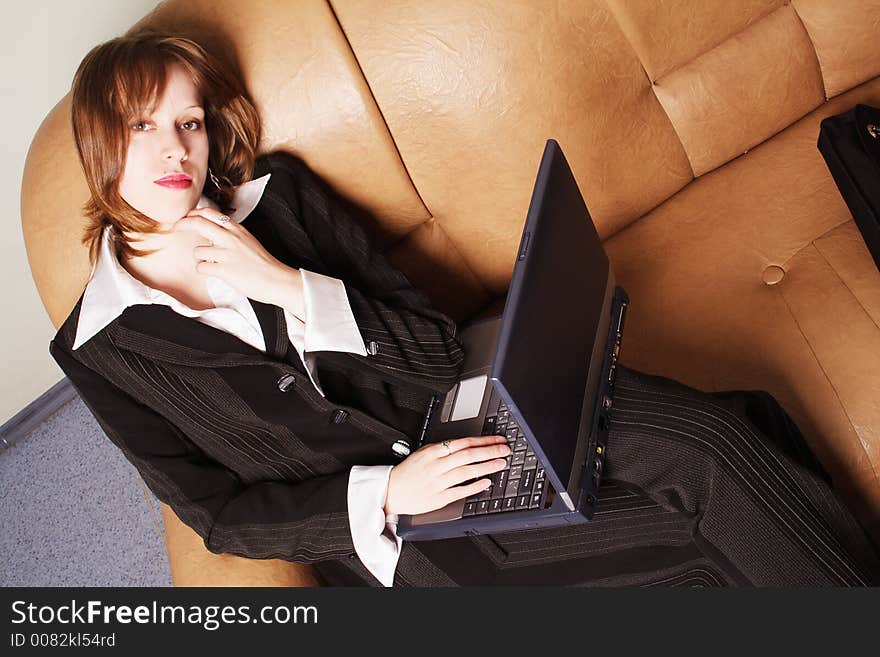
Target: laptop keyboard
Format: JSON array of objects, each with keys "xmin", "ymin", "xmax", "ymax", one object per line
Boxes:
[{"xmin": 461, "ymin": 399, "xmax": 550, "ymax": 517}]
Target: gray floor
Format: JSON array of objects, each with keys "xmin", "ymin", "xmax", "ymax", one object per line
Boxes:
[{"xmin": 1, "ymin": 395, "xmax": 172, "ymax": 586}]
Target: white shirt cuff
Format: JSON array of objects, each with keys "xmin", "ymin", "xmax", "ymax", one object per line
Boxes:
[
  {"xmin": 282, "ymin": 308, "xmax": 327, "ymax": 397},
  {"xmin": 300, "ymin": 268, "xmax": 368, "ymax": 356},
  {"xmin": 282, "ymin": 269, "xmax": 368, "ymax": 397},
  {"xmin": 348, "ymin": 465, "xmax": 402, "ymax": 587}
]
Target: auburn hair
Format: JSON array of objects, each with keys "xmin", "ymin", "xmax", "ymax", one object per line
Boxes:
[{"xmin": 70, "ymin": 30, "xmax": 261, "ymax": 267}]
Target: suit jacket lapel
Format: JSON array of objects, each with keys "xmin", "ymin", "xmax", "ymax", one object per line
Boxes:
[{"xmin": 249, "ymin": 298, "xmax": 289, "ymax": 360}]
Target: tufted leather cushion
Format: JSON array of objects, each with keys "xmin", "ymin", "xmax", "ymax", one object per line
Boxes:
[{"xmin": 22, "ymin": 0, "xmax": 880, "ymax": 586}]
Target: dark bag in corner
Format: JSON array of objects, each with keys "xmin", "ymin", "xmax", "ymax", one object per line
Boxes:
[{"xmin": 817, "ymin": 103, "xmax": 880, "ymax": 272}]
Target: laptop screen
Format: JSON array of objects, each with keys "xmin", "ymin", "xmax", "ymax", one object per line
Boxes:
[{"xmin": 491, "ymin": 139, "xmax": 609, "ymax": 491}]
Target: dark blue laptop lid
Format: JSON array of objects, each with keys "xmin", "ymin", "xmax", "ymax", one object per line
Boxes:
[{"xmin": 491, "ymin": 139, "xmax": 610, "ymax": 499}]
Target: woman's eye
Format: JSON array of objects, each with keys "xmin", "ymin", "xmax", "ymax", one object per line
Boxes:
[{"xmin": 130, "ymin": 120, "xmax": 201, "ymax": 131}]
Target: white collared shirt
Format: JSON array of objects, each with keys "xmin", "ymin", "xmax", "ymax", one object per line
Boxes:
[{"xmin": 72, "ymin": 173, "xmax": 401, "ymax": 586}]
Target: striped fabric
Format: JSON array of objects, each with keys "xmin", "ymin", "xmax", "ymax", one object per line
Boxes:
[{"xmin": 606, "ymin": 366, "xmax": 880, "ymax": 586}]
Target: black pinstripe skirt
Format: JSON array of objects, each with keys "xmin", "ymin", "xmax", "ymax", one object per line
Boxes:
[{"xmin": 391, "ymin": 365, "xmax": 880, "ymax": 586}]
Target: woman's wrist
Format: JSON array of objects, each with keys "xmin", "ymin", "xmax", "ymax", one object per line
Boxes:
[
  {"xmin": 269, "ymin": 263, "xmax": 305, "ymax": 321},
  {"xmin": 383, "ymin": 466, "xmax": 395, "ymax": 516}
]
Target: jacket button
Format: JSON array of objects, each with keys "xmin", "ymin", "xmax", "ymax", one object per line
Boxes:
[
  {"xmin": 348, "ymin": 552, "xmax": 357, "ymax": 560},
  {"xmin": 391, "ymin": 440, "xmax": 411, "ymax": 457},
  {"xmin": 276, "ymin": 374, "xmax": 296, "ymax": 392},
  {"xmin": 367, "ymin": 340, "xmax": 380, "ymax": 356},
  {"xmin": 331, "ymin": 409, "xmax": 349, "ymax": 424}
]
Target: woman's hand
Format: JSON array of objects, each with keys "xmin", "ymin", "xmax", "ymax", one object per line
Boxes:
[
  {"xmin": 384, "ymin": 435, "xmax": 512, "ymax": 516},
  {"xmin": 174, "ymin": 206, "xmax": 301, "ymax": 308}
]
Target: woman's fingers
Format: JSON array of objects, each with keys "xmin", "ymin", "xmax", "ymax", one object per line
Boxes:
[
  {"xmin": 192, "ymin": 244, "xmax": 227, "ymax": 263},
  {"xmin": 185, "ymin": 206, "xmax": 238, "ymax": 227},
  {"xmin": 433, "ymin": 434, "xmax": 506, "ymax": 457},
  {"xmin": 194, "ymin": 260, "xmax": 222, "ymax": 277},
  {"xmin": 436, "ymin": 441, "xmax": 511, "ymax": 474},
  {"xmin": 440, "ymin": 477, "xmax": 494, "ymax": 506},
  {"xmin": 438, "ymin": 455, "xmax": 508, "ymax": 491},
  {"xmin": 175, "ymin": 214, "xmax": 235, "ymax": 246}
]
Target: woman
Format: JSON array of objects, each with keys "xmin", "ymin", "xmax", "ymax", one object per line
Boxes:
[{"xmin": 51, "ymin": 31, "xmax": 880, "ymax": 587}]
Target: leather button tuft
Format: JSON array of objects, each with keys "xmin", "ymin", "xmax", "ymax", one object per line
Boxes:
[
  {"xmin": 276, "ymin": 374, "xmax": 297, "ymax": 392},
  {"xmin": 391, "ymin": 440, "xmax": 411, "ymax": 457},
  {"xmin": 762, "ymin": 265, "xmax": 785, "ymax": 286},
  {"xmin": 331, "ymin": 409, "xmax": 349, "ymax": 424}
]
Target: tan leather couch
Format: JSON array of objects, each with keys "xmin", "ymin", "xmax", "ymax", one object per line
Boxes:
[{"xmin": 22, "ymin": 0, "xmax": 880, "ymax": 586}]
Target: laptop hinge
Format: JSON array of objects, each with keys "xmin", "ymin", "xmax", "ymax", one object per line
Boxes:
[{"xmin": 558, "ymin": 491, "xmax": 575, "ymax": 511}]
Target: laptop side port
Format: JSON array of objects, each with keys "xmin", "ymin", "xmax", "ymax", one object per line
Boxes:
[{"xmin": 616, "ymin": 302, "xmax": 627, "ymax": 335}]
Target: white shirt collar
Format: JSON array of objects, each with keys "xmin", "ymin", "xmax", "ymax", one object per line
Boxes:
[{"xmin": 72, "ymin": 172, "xmax": 272, "ymax": 350}]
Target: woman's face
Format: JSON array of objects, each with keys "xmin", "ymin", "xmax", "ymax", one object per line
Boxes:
[{"xmin": 118, "ymin": 62, "xmax": 209, "ymax": 229}]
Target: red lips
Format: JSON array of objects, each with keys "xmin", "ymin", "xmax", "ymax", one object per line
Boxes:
[{"xmin": 155, "ymin": 173, "xmax": 192, "ymax": 189}]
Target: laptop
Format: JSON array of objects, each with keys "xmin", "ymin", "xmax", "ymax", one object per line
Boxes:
[{"xmin": 396, "ymin": 138, "xmax": 629, "ymax": 541}]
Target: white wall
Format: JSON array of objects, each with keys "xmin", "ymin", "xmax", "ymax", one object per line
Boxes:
[{"xmin": 2, "ymin": 0, "xmax": 161, "ymax": 424}]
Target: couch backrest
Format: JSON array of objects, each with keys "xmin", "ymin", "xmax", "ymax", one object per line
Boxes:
[{"xmin": 21, "ymin": 0, "xmax": 880, "ymax": 330}]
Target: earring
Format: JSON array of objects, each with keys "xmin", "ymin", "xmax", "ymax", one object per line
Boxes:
[{"xmin": 208, "ymin": 167, "xmax": 221, "ymax": 190}]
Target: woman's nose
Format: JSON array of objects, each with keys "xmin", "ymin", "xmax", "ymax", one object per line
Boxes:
[{"xmin": 161, "ymin": 131, "xmax": 188, "ymax": 162}]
